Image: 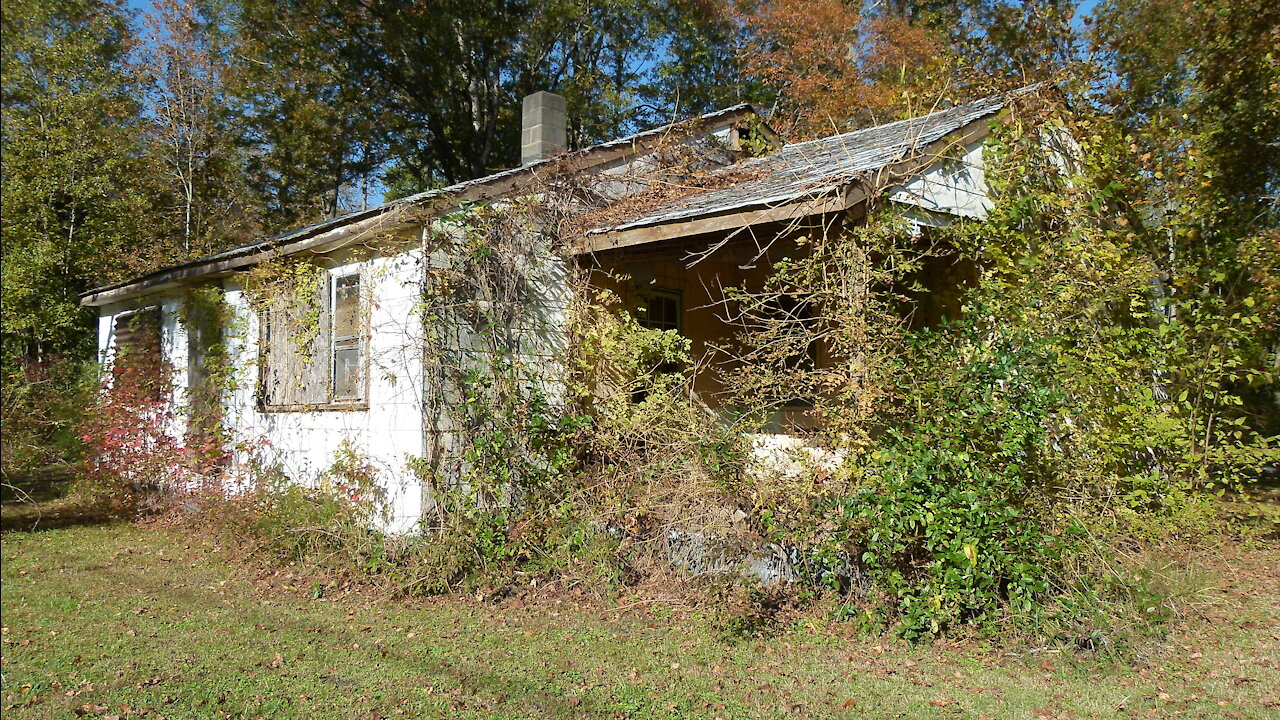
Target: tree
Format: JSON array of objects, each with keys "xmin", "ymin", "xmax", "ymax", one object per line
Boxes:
[
  {"xmin": 1, "ymin": 0, "xmax": 160, "ymax": 473},
  {"xmin": 230, "ymin": 0, "xmax": 747, "ymax": 207},
  {"xmin": 638, "ymin": 0, "xmax": 760, "ymax": 125},
  {"xmin": 231, "ymin": 0, "xmax": 386, "ymax": 232},
  {"xmin": 1, "ymin": 0, "xmax": 158, "ymax": 360},
  {"xmin": 887, "ymin": 0, "xmax": 1081, "ymax": 80},
  {"xmin": 349, "ymin": 0, "xmax": 740, "ymax": 191},
  {"xmin": 735, "ymin": 0, "xmax": 955, "ymax": 139},
  {"xmin": 1091, "ymin": 0, "xmax": 1280, "ymax": 433},
  {"xmin": 1092, "ymin": 0, "xmax": 1279, "ymax": 234},
  {"xmin": 732, "ymin": 0, "xmax": 1089, "ymax": 141},
  {"xmin": 136, "ymin": 0, "xmax": 258, "ymax": 257}
]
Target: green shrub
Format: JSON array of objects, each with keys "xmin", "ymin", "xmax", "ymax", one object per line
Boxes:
[{"xmin": 840, "ymin": 432, "xmax": 1069, "ymax": 637}]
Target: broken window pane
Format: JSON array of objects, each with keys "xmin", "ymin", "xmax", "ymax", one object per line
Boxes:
[
  {"xmin": 332, "ymin": 344, "xmax": 362, "ymax": 400},
  {"xmin": 261, "ymin": 274, "xmax": 328, "ymax": 407},
  {"xmin": 333, "ymin": 274, "xmax": 360, "ymax": 341},
  {"xmin": 113, "ymin": 307, "xmax": 164, "ymax": 399},
  {"xmin": 633, "ymin": 288, "xmax": 684, "ymax": 391}
]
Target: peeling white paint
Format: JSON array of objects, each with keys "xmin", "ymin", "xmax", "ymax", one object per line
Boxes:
[
  {"xmin": 95, "ymin": 229, "xmax": 574, "ymax": 535},
  {"xmin": 888, "ymin": 137, "xmax": 992, "ymax": 221}
]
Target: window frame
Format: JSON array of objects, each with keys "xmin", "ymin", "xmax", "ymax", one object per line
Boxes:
[
  {"xmin": 329, "ymin": 271, "xmax": 365, "ymax": 404},
  {"xmin": 762, "ymin": 294, "xmax": 818, "ymax": 409},
  {"xmin": 111, "ymin": 306, "xmax": 165, "ymax": 400},
  {"xmin": 635, "ymin": 286, "xmax": 683, "ymax": 333},
  {"xmin": 258, "ymin": 268, "xmax": 369, "ymax": 413},
  {"xmin": 631, "ymin": 286, "xmax": 685, "ymax": 397}
]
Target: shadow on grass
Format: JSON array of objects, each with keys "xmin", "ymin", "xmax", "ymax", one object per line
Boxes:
[
  {"xmin": 1, "ymin": 465, "xmax": 123, "ymax": 534},
  {"xmin": 1216, "ymin": 467, "xmax": 1280, "ymax": 541}
]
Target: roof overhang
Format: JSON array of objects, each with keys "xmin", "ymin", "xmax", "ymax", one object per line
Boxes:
[{"xmin": 78, "ymin": 207, "xmax": 415, "ymax": 308}]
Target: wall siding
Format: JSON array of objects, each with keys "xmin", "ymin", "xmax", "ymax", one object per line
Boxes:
[{"xmin": 96, "ymin": 230, "xmax": 573, "ymax": 534}]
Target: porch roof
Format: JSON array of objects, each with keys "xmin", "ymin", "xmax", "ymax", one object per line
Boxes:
[{"xmin": 581, "ymin": 87, "xmax": 1035, "ymax": 253}]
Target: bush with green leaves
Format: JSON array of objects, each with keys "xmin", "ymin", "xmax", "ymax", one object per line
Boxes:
[
  {"xmin": 728, "ymin": 94, "xmax": 1275, "ymax": 639},
  {"xmin": 819, "ymin": 318, "xmax": 1075, "ymax": 637},
  {"xmin": 842, "ymin": 435, "xmax": 1068, "ymax": 638}
]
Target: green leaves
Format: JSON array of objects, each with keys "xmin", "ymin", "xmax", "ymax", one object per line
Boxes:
[
  {"xmin": 2, "ymin": 0, "xmax": 155, "ymax": 358},
  {"xmin": 845, "ymin": 429, "xmax": 1065, "ymax": 638},
  {"xmin": 2, "ymin": 0, "xmax": 170, "ymax": 473},
  {"xmin": 803, "ymin": 95, "xmax": 1274, "ymax": 637}
]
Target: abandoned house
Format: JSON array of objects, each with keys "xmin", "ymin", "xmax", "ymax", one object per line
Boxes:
[{"xmin": 82, "ymin": 87, "xmax": 1041, "ymax": 533}]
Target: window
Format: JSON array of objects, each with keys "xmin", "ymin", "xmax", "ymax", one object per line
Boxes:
[
  {"xmin": 113, "ymin": 307, "xmax": 161, "ymax": 364},
  {"xmin": 260, "ymin": 270, "xmax": 366, "ymax": 409},
  {"xmin": 632, "ymin": 287, "xmax": 684, "ymax": 400},
  {"xmin": 330, "ymin": 274, "xmax": 362, "ymax": 401},
  {"xmin": 764, "ymin": 295, "xmax": 816, "ymax": 372},
  {"xmin": 185, "ymin": 296, "xmax": 223, "ymax": 440},
  {"xmin": 112, "ymin": 307, "xmax": 164, "ymax": 399},
  {"xmin": 762, "ymin": 295, "xmax": 817, "ymax": 408},
  {"xmin": 636, "ymin": 287, "xmax": 682, "ymax": 332}
]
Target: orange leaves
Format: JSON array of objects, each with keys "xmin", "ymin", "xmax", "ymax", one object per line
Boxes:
[{"xmin": 736, "ymin": 0, "xmax": 951, "ymax": 139}]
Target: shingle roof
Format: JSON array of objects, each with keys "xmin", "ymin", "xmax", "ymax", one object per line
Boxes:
[
  {"xmin": 588, "ymin": 90, "xmax": 1024, "ymax": 236},
  {"xmin": 84, "ymin": 88, "xmax": 1037, "ymax": 306}
]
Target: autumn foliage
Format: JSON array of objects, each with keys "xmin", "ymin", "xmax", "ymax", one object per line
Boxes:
[
  {"xmin": 737, "ymin": 0, "xmax": 953, "ymax": 138},
  {"xmin": 78, "ymin": 323, "xmax": 221, "ymax": 503}
]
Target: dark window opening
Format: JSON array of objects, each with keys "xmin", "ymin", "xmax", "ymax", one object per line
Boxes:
[
  {"xmin": 632, "ymin": 286, "xmax": 684, "ymax": 402},
  {"xmin": 112, "ymin": 307, "xmax": 164, "ymax": 400},
  {"xmin": 636, "ymin": 287, "xmax": 682, "ymax": 333},
  {"xmin": 763, "ymin": 295, "xmax": 817, "ymax": 408}
]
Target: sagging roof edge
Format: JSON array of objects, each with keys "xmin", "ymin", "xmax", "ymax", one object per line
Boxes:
[
  {"xmin": 578, "ymin": 103, "xmax": 1007, "ymax": 255},
  {"xmin": 80, "ymin": 103, "xmax": 761, "ymax": 308}
]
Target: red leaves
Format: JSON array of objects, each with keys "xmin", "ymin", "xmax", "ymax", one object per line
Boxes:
[
  {"xmin": 80, "ymin": 375, "xmax": 186, "ymax": 493},
  {"xmin": 80, "ymin": 349, "xmax": 229, "ymax": 497}
]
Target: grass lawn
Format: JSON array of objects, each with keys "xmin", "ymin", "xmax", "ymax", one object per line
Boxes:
[{"xmin": 2, "ymin": 519, "xmax": 1278, "ymax": 719}]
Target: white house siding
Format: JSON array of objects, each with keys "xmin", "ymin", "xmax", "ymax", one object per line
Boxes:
[
  {"xmin": 96, "ymin": 225, "xmax": 575, "ymax": 534},
  {"xmin": 216, "ymin": 248, "xmax": 429, "ymax": 534},
  {"xmin": 888, "ymin": 137, "xmax": 992, "ymax": 227},
  {"xmin": 94, "ymin": 252, "xmax": 421, "ymax": 532}
]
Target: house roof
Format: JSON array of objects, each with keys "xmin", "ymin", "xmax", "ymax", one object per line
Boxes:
[
  {"xmin": 83, "ymin": 87, "xmax": 1038, "ymax": 307},
  {"xmin": 80, "ymin": 103, "xmax": 758, "ymax": 307},
  {"xmin": 592, "ymin": 96, "xmax": 1003, "ymax": 234},
  {"xmin": 581, "ymin": 87, "xmax": 1037, "ymax": 252}
]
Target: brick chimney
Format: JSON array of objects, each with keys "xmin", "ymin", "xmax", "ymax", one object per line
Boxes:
[{"xmin": 521, "ymin": 91, "xmax": 567, "ymax": 166}]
